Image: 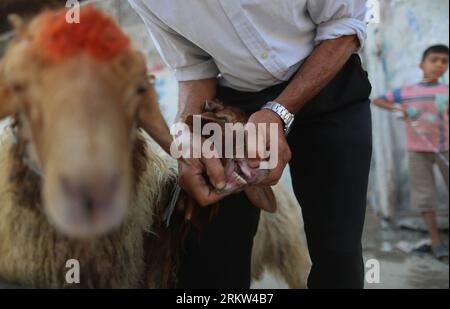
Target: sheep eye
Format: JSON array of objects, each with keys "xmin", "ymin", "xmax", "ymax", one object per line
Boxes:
[
  {"xmin": 136, "ymin": 85, "xmax": 148, "ymax": 96},
  {"xmin": 12, "ymin": 83, "xmax": 26, "ymax": 93}
]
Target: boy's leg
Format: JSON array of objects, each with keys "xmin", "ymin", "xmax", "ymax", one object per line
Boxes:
[
  {"xmin": 422, "ymin": 212, "xmax": 444, "ymax": 247},
  {"xmin": 433, "ymin": 152, "xmax": 449, "ymax": 262},
  {"xmin": 435, "ymin": 152, "xmax": 449, "ymax": 187},
  {"xmin": 288, "ymin": 101, "xmax": 372, "ymax": 289},
  {"xmin": 409, "ymin": 152, "xmax": 442, "ymax": 247}
]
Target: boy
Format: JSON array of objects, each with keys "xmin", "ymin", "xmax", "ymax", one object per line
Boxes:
[{"xmin": 373, "ymin": 45, "xmax": 449, "ymax": 262}]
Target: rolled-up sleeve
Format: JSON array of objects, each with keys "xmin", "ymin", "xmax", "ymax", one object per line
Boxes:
[
  {"xmin": 307, "ymin": 0, "xmax": 368, "ymax": 49},
  {"xmin": 129, "ymin": 0, "xmax": 219, "ymax": 81}
]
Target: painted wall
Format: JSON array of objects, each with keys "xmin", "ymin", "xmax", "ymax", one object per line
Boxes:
[
  {"xmin": 92, "ymin": 0, "xmax": 180, "ymax": 126},
  {"xmin": 105, "ymin": 0, "xmax": 449, "ymax": 219},
  {"xmin": 1, "ymin": 0, "xmax": 448, "ymax": 220},
  {"xmin": 363, "ymin": 0, "xmax": 449, "ymax": 218}
]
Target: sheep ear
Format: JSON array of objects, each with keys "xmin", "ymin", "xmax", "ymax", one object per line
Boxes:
[
  {"xmin": 138, "ymin": 85, "xmax": 173, "ymax": 155},
  {"xmin": 0, "ymin": 60, "xmax": 17, "ymax": 120},
  {"xmin": 0, "ymin": 87, "xmax": 15, "ymax": 120},
  {"xmin": 8, "ymin": 14, "xmax": 27, "ymax": 37},
  {"xmin": 244, "ymin": 186, "xmax": 277, "ymax": 213}
]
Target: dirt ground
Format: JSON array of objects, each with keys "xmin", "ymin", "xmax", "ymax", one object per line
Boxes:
[
  {"xmin": 362, "ymin": 211, "xmax": 449, "ymax": 289},
  {"xmin": 252, "ymin": 209, "xmax": 449, "ymax": 289},
  {"xmin": 1, "ymin": 119, "xmax": 448, "ymax": 289}
]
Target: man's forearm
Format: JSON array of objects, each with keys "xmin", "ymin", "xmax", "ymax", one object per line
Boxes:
[
  {"xmin": 176, "ymin": 79, "xmax": 217, "ymax": 122},
  {"xmin": 275, "ymin": 35, "xmax": 360, "ymax": 114}
]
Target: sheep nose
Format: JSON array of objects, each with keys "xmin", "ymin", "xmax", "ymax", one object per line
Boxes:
[
  {"xmin": 60, "ymin": 174, "xmax": 120, "ymax": 212},
  {"xmin": 82, "ymin": 191, "xmax": 95, "ymax": 215}
]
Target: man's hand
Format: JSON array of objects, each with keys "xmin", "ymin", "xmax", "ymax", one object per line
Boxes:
[
  {"xmin": 246, "ymin": 109, "xmax": 292, "ymax": 186},
  {"xmin": 179, "ymin": 155, "xmax": 228, "ymax": 207},
  {"xmin": 176, "ymin": 79, "xmax": 230, "ymax": 207}
]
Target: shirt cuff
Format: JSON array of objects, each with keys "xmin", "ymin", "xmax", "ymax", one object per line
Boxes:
[
  {"xmin": 315, "ymin": 18, "xmax": 367, "ymax": 50},
  {"xmin": 173, "ymin": 59, "xmax": 220, "ymax": 81}
]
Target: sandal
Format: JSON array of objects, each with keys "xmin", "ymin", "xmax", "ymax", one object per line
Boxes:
[{"xmin": 432, "ymin": 245, "xmax": 449, "ymax": 262}]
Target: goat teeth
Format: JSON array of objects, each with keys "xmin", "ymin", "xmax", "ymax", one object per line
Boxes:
[{"xmin": 233, "ymin": 172, "xmax": 247, "ymax": 185}]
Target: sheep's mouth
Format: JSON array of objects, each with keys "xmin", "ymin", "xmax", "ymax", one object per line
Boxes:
[{"xmin": 219, "ymin": 159, "xmax": 268, "ymax": 195}]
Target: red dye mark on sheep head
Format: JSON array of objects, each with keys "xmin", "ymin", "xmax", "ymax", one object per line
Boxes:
[{"xmin": 34, "ymin": 6, "xmax": 131, "ymax": 62}]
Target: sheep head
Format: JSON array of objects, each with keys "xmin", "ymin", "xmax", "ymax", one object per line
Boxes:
[{"xmin": 0, "ymin": 7, "xmax": 172, "ymax": 238}]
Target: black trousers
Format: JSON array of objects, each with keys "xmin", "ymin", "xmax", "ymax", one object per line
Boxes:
[{"xmin": 177, "ymin": 55, "xmax": 373, "ymax": 289}]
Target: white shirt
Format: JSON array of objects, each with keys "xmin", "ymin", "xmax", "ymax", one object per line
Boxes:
[{"xmin": 129, "ymin": 0, "xmax": 368, "ymax": 92}]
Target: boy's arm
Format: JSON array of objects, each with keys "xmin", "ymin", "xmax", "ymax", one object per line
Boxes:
[
  {"xmin": 373, "ymin": 97, "xmax": 405, "ymax": 112},
  {"xmin": 372, "ymin": 92, "xmax": 408, "ymax": 118}
]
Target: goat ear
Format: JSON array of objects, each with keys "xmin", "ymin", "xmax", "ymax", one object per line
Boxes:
[
  {"xmin": 0, "ymin": 60, "xmax": 17, "ymax": 120},
  {"xmin": 204, "ymin": 99, "xmax": 224, "ymax": 113},
  {"xmin": 244, "ymin": 186, "xmax": 277, "ymax": 213},
  {"xmin": 200, "ymin": 113, "xmax": 227, "ymax": 125},
  {"xmin": 138, "ymin": 84, "xmax": 173, "ymax": 155},
  {"xmin": 184, "ymin": 113, "xmax": 226, "ymax": 134}
]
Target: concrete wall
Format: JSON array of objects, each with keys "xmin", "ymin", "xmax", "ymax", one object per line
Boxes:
[
  {"xmin": 92, "ymin": 0, "xmax": 179, "ymax": 126},
  {"xmin": 0, "ymin": 0, "xmax": 178, "ymax": 134},
  {"xmin": 1, "ymin": 0, "xmax": 449, "ymax": 220},
  {"xmin": 103, "ymin": 0, "xmax": 450, "ymax": 219},
  {"xmin": 363, "ymin": 0, "xmax": 449, "ymax": 218}
]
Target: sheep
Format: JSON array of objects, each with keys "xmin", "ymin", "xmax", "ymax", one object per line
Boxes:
[
  {"xmin": 0, "ymin": 128, "xmax": 177, "ymax": 288},
  {"xmin": 0, "ymin": 6, "xmax": 310, "ymax": 289},
  {"xmin": 252, "ymin": 184, "xmax": 311, "ymax": 288},
  {"xmin": 0, "ymin": 6, "xmax": 176, "ymax": 288}
]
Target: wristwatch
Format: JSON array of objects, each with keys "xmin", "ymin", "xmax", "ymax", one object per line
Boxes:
[{"xmin": 261, "ymin": 101, "xmax": 295, "ymax": 135}]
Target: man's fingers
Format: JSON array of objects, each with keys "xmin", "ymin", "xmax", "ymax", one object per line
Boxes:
[
  {"xmin": 245, "ymin": 122, "xmax": 267, "ymax": 161},
  {"xmin": 177, "ymin": 193, "xmax": 187, "ymax": 211},
  {"xmin": 185, "ymin": 204, "xmax": 194, "ymax": 221},
  {"xmin": 247, "ymin": 159, "xmax": 261, "ymax": 169},
  {"xmin": 180, "ymin": 172, "xmax": 227, "ymax": 207},
  {"xmin": 194, "ymin": 136, "xmax": 226, "ymax": 190},
  {"xmin": 259, "ymin": 141, "xmax": 291, "ymax": 186},
  {"xmin": 202, "ymin": 157, "xmax": 226, "ymax": 190}
]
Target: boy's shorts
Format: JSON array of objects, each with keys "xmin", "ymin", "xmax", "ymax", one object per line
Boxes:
[{"xmin": 409, "ymin": 151, "xmax": 449, "ymax": 212}]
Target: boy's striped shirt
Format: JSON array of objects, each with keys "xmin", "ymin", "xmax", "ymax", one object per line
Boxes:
[{"xmin": 383, "ymin": 82, "xmax": 449, "ymax": 152}]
